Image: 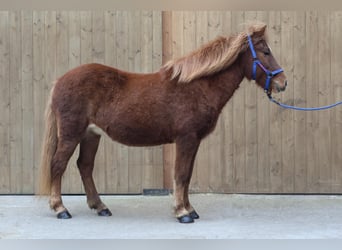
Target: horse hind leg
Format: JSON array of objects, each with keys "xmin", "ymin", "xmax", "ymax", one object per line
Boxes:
[
  {"xmin": 77, "ymin": 130, "xmax": 112, "ymax": 216},
  {"xmin": 50, "ymin": 138, "xmax": 79, "ymax": 219}
]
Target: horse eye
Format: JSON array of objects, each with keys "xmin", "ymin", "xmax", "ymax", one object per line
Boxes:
[{"xmin": 263, "ymin": 50, "xmax": 270, "ymax": 56}]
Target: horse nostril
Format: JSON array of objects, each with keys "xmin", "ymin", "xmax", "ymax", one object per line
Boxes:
[{"xmin": 284, "ymin": 80, "xmax": 288, "ymax": 87}]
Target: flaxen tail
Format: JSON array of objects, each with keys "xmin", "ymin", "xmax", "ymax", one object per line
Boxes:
[{"xmin": 37, "ymin": 85, "xmax": 57, "ymax": 196}]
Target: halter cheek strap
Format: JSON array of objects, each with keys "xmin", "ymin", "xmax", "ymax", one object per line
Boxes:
[{"xmin": 247, "ymin": 35, "xmax": 283, "ymax": 94}]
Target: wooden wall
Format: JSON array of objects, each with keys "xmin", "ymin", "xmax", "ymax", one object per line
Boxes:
[
  {"xmin": 0, "ymin": 11, "xmax": 163, "ymax": 194},
  {"xmin": 1, "ymin": 11, "xmax": 342, "ymax": 194},
  {"xmin": 163, "ymin": 11, "xmax": 342, "ymax": 193}
]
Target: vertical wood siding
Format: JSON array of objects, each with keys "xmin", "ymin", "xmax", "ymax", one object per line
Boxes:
[
  {"xmin": 1, "ymin": 11, "xmax": 342, "ymax": 194},
  {"xmin": 163, "ymin": 11, "xmax": 342, "ymax": 193},
  {"xmin": 0, "ymin": 11, "xmax": 163, "ymax": 194}
]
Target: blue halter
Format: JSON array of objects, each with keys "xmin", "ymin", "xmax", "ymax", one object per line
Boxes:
[
  {"xmin": 248, "ymin": 35, "xmax": 342, "ymax": 111},
  {"xmin": 247, "ymin": 35, "xmax": 283, "ymax": 95}
]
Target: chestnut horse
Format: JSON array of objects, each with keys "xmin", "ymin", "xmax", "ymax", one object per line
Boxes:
[{"xmin": 38, "ymin": 23, "xmax": 287, "ymax": 223}]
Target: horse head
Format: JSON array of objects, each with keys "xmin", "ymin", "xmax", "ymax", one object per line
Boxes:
[{"xmin": 242, "ymin": 24, "xmax": 287, "ymax": 95}]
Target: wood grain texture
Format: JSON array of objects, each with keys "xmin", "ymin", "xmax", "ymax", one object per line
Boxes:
[
  {"xmin": 305, "ymin": 11, "xmax": 320, "ymax": 193},
  {"xmin": 0, "ymin": 11, "xmax": 163, "ymax": 194},
  {"xmin": 280, "ymin": 11, "xmax": 295, "ymax": 193},
  {"xmin": 331, "ymin": 11, "xmax": 342, "ymax": 193},
  {"xmin": 163, "ymin": 11, "xmax": 342, "ymax": 194},
  {"xmin": 256, "ymin": 11, "xmax": 271, "ymax": 193},
  {"xmin": 2, "ymin": 11, "xmax": 342, "ymax": 194},
  {"xmin": 9, "ymin": 11, "xmax": 23, "ymax": 193},
  {"xmin": 0, "ymin": 11, "xmax": 10, "ymax": 193},
  {"xmin": 268, "ymin": 11, "xmax": 283, "ymax": 193},
  {"xmin": 21, "ymin": 10, "xmax": 34, "ymax": 194},
  {"xmin": 293, "ymin": 11, "xmax": 307, "ymax": 193},
  {"xmin": 244, "ymin": 11, "xmax": 258, "ymax": 192},
  {"xmin": 231, "ymin": 11, "xmax": 246, "ymax": 193}
]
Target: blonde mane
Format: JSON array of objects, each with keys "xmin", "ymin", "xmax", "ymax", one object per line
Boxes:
[{"xmin": 163, "ymin": 23, "xmax": 267, "ymax": 83}]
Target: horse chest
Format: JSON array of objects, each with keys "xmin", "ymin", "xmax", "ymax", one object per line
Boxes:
[
  {"xmin": 195, "ymin": 111, "xmax": 219, "ymax": 138},
  {"xmin": 175, "ymin": 104, "xmax": 220, "ymax": 139}
]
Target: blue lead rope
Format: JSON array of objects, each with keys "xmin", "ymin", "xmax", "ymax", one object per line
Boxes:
[{"xmin": 267, "ymin": 94, "xmax": 342, "ymax": 111}]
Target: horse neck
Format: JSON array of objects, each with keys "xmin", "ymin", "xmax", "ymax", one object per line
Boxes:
[{"xmin": 203, "ymin": 60, "xmax": 245, "ymax": 111}]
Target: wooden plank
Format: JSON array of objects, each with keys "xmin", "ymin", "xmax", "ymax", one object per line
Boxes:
[
  {"xmin": 182, "ymin": 11, "xmax": 199, "ymax": 191},
  {"xmin": 80, "ymin": 11, "xmax": 92, "ymax": 64},
  {"xmin": 183, "ymin": 11, "xmax": 196, "ymax": 56},
  {"xmin": 162, "ymin": 11, "xmax": 175, "ymax": 190},
  {"xmin": 33, "ymin": 11, "xmax": 45, "ymax": 194},
  {"xmin": 231, "ymin": 11, "xmax": 246, "ymax": 193},
  {"xmin": 171, "ymin": 11, "xmax": 184, "ymax": 58},
  {"xmin": 256, "ymin": 11, "xmax": 271, "ymax": 193},
  {"xmin": 0, "ymin": 11, "xmax": 10, "ymax": 193},
  {"xmin": 44, "ymin": 12, "xmax": 57, "ymax": 202},
  {"xmin": 21, "ymin": 10, "xmax": 34, "ymax": 194},
  {"xmin": 162, "ymin": 11, "xmax": 184, "ymax": 192},
  {"xmin": 56, "ymin": 11, "xmax": 69, "ymax": 77},
  {"xmin": 91, "ymin": 11, "xmax": 107, "ymax": 193},
  {"xmin": 220, "ymin": 11, "xmax": 234, "ymax": 193},
  {"xmin": 140, "ymin": 11, "xmax": 163, "ymax": 189},
  {"xmin": 69, "ymin": 12, "xmax": 81, "ymax": 68},
  {"xmin": 45, "ymin": 11, "xmax": 57, "ymax": 84},
  {"xmin": 161, "ymin": 11, "xmax": 172, "ymax": 66},
  {"xmin": 244, "ymin": 11, "xmax": 258, "ymax": 193},
  {"xmin": 331, "ymin": 11, "xmax": 342, "ymax": 193},
  {"xmin": 317, "ymin": 11, "xmax": 332, "ymax": 193},
  {"xmin": 141, "ymin": 10, "xmax": 153, "ymax": 73},
  {"xmin": 207, "ymin": 11, "xmax": 224, "ymax": 192},
  {"xmin": 193, "ymin": 11, "xmax": 209, "ymax": 192},
  {"xmin": 92, "ymin": 11, "xmax": 105, "ymax": 64},
  {"xmin": 305, "ymin": 11, "xmax": 320, "ymax": 192},
  {"xmin": 115, "ymin": 11, "xmax": 129, "ymax": 193},
  {"xmin": 151, "ymin": 11, "xmax": 164, "ymax": 189},
  {"xmin": 9, "ymin": 11, "xmax": 23, "ymax": 193},
  {"xmin": 104, "ymin": 10, "xmax": 117, "ymax": 193},
  {"xmin": 127, "ymin": 11, "xmax": 142, "ymax": 71},
  {"xmin": 68, "ymin": 11, "xmax": 82, "ymax": 193},
  {"xmin": 56, "ymin": 11, "xmax": 70, "ymax": 193},
  {"xmin": 152, "ymin": 11, "xmax": 162, "ymax": 72},
  {"xmin": 280, "ymin": 11, "xmax": 295, "ymax": 193},
  {"xmin": 268, "ymin": 11, "xmax": 282, "ymax": 193},
  {"xmin": 293, "ymin": 11, "xmax": 307, "ymax": 193},
  {"xmin": 336, "ymin": 10, "xmax": 342, "ymax": 192},
  {"xmin": 127, "ymin": 11, "xmax": 143, "ymax": 194},
  {"xmin": 79, "ymin": 11, "xmax": 92, "ymax": 194},
  {"xmin": 141, "ymin": 11, "xmax": 156, "ymax": 189}
]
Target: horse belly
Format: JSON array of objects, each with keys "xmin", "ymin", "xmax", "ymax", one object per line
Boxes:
[{"xmin": 88, "ymin": 123, "xmax": 172, "ymax": 146}]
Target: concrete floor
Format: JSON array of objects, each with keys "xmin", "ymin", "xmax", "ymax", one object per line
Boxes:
[{"xmin": 1, "ymin": 194, "xmax": 342, "ymax": 239}]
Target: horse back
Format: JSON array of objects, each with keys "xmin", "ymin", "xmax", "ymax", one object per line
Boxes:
[
  {"xmin": 52, "ymin": 63, "xmax": 161, "ymax": 113},
  {"xmin": 51, "ymin": 63, "xmax": 175, "ymax": 145}
]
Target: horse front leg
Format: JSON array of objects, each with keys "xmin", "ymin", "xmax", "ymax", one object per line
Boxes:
[{"xmin": 174, "ymin": 134, "xmax": 200, "ymax": 223}]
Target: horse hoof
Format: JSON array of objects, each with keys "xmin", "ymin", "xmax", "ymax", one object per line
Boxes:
[
  {"xmin": 189, "ymin": 210, "xmax": 200, "ymax": 219},
  {"xmin": 98, "ymin": 208, "xmax": 112, "ymax": 217},
  {"xmin": 177, "ymin": 214, "xmax": 194, "ymax": 223},
  {"xmin": 57, "ymin": 210, "xmax": 72, "ymax": 219}
]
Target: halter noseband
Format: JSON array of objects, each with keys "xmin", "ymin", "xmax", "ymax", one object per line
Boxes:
[{"xmin": 247, "ymin": 35, "xmax": 283, "ymax": 95}]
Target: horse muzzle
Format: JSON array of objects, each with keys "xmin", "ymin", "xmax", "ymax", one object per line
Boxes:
[{"xmin": 273, "ymin": 79, "xmax": 287, "ymax": 93}]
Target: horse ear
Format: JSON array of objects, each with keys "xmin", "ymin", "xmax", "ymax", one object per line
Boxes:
[{"xmin": 252, "ymin": 24, "xmax": 267, "ymax": 38}]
